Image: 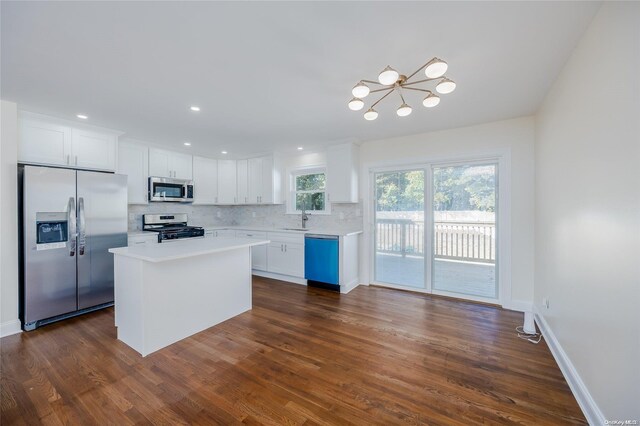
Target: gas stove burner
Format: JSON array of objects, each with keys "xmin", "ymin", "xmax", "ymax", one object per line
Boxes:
[{"xmin": 142, "ymin": 213, "xmax": 205, "ymax": 242}]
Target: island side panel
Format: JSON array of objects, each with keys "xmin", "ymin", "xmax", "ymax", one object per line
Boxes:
[
  {"xmin": 141, "ymin": 246, "xmax": 252, "ymax": 356},
  {"xmin": 114, "ymin": 255, "xmax": 146, "ymax": 353}
]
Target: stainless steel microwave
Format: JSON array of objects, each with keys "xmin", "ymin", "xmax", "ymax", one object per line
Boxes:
[{"xmin": 148, "ymin": 177, "xmax": 194, "ymax": 202}]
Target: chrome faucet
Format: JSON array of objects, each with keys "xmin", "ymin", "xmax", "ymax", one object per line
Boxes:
[{"xmin": 301, "ymin": 201, "xmax": 309, "ymax": 229}]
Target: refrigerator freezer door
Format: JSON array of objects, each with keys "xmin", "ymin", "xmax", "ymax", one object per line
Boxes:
[
  {"xmin": 77, "ymin": 171, "xmax": 128, "ymax": 309},
  {"xmin": 23, "ymin": 166, "xmax": 78, "ymax": 325}
]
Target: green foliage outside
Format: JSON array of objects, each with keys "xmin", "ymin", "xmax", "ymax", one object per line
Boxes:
[
  {"xmin": 296, "ymin": 173, "xmax": 325, "ymax": 211},
  {"xmin": 376, "ymin": 166, "xmax": 496, "ymax": 212}
]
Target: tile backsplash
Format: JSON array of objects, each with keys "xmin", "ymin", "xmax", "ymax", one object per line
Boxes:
[{"xmin": 128, "ymin": 202, "xmax": 362, "ymax": 231}]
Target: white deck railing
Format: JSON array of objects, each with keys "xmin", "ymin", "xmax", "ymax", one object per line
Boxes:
[{"xmin": 376, "ymin": 219, "xmax": 495, "ymax": 263}]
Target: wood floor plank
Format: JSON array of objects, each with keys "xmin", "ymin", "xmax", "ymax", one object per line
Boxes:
[{"xmin": 1, "ymin": 277, "xmax": 585, "ymax": 425}]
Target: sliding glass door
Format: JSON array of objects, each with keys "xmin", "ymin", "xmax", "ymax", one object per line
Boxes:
[
  {"xmin": 372, "ymin": 161, "xmax": 499, "ymax": 302},
  {"xmin": 374, "ymin": 170, "xmax": 425, "ymax": 289},
  {"xmin": 432, "ymin": 163, "xmax": 498, "ymax": 299}
]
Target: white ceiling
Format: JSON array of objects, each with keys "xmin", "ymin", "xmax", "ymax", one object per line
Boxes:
[{"xmin": 1, "ymin": 1, "xmax": 600, "ymax": 158}]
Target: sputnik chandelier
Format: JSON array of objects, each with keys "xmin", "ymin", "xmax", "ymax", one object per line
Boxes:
[{"xmin": 348, "ymin": 57, "xmax": 456, "ymax": 120}]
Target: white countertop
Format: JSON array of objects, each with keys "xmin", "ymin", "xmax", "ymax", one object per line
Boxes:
[
  {"xmin": 203, "ymin": 226, "xmax": 363, "ymax": 237},
  {"xmin": 110, "ymin": 237, "xmax": 269, "ymax": 263}
]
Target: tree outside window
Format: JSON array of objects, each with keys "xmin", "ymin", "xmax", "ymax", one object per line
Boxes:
[{"xmin": 292, "ymin": 170, "xmax": 326, "ymax": 212}]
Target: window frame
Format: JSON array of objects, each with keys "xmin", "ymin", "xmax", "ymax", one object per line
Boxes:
[{"xmin": 287, "ymin": 166, "xmax": 331, "ymax": 215}]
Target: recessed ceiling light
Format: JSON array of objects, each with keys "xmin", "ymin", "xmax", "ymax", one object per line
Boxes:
[
  {"xmin": 183, "ymin": 142, "xmax": 191, "ymax": 146},
  {"xmin": 76, "ymin": 114, "xmax": 88, "ymax": 119},
  {"xmin": 221, "ymin": 151, "xmax": 228, "ymax": 154},
  {"xmin": 190, "ymin": 106, "xmax": 200, "ymax": 112},
  {"xmin": 297, "ymin": 147, "xmax": 303, "ymax": 150}
]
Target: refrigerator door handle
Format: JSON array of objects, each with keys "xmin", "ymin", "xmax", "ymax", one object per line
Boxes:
[
  {"xmin": 78, "ymin": 197, "xmax": 86, "ymax": 255},
  {"xmin": 68, "ymin": 197, "xmax": 76, "ymax": 256}
]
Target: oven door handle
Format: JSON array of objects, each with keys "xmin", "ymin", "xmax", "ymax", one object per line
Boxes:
[{"xmin": 68, "ymin": 197, "xmax": 76, "ymax": 257}]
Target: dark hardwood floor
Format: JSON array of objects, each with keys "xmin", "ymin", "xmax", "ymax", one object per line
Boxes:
[{"xmin": 1, "ymin": 277, "xmax": 585, "ymax": 425}]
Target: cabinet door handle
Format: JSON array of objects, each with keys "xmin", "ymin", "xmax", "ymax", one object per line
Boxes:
[
  {"xmin": 75, "ymin": 155, "xmax": 78, "ymax": 165},
  {"xmin": 284, "ymin": 244, "xmax": 287, "ymax": 252},
  {"xmin": 66, "ymin": 154, "xmax": 70, "ymax": 165},
  {"xmin": 245, "ymin": 197, "xmax": 247, "ymax": 203}
]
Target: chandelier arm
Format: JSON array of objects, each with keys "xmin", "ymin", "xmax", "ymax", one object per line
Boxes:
[
  {"xmin": 370, "ymin": 88, "xmax": 395, "ymax": 108},
  {"xmin": 362, "ymin": 79, "xmax": 388, "ymax": 86},
  {"xmin": 397, "ymin": 88, "xmax": 406, "ymax": 104},
  {"xmin": 402, "ymin": 77, "xmax": 443, "ymax": 87},
  {"xmin": 370, "ymin": 87, "xmax": 394, "ymax": 93},
  {"xmin": 401, "ymin": 87, "xmax": 433, "ymax": 93},
  {"xmin": 404, "ymin": 58, "xmax": 436, "ymax": 82}
]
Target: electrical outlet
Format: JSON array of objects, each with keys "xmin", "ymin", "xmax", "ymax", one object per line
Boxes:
[
  {"xmin": 128, "ymin": 213, "xmax": 135, "ymax": 221},
  {"xmin": 252, "ymin": 211, "xmax": 256, "ymax": 218},
  {"xmin": 216, "ymin": 211, "xmax": 221, "ymax": 218},
  {"xmin": 542, "ymin": 297, "xmax": 550, "ymax": 309},
  {"xmin": 339, "ymin": 212, "xmax": 345, "ymax": 220}
]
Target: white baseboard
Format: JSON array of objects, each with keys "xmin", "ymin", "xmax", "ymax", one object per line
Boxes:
[
  {"xmin": 340, "ymin": 279, "xmax": 360, "ymax": 294},
  {"xmin": 534, "ymin": 308, "xmax": 605, "ymax": 425},
  {"xmin": 502, "ymin": 299, "xmax": 533, "ymax": 312},
  {"xmin": 252, "ymin": 271, "xmax": 307, "ymax": 285},
  {"xmin": 0, "ymin": 319, "xmax": 22, "ymax": 338}
]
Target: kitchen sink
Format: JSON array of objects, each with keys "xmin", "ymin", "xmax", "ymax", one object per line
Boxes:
[{"xmin": 280, "ymin": 227, "xmax": 308, "ymax": 231}]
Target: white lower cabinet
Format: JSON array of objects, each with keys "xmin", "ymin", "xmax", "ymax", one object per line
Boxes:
[
  {"xmin": 266, "ymin": 232, "xmax": 304, "ymax": 277},
  {"xmin": 236, "ymin": 231, "xmax": 267, "ymax": 271}
]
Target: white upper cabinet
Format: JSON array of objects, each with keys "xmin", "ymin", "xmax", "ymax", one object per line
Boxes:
[
  {"xmin": 192, "ymin": 156, "xmax": 218, "ymax": 205},
  {"xmin": 260, "ymin": 155, "xmax": 277, "ymax": 204},
  {"xmin": 149, "ymin": 148, "xmax": 192, "ymax": 180},
  {"xmin": 217, "ymin": 160, "xmax": 237, "ymax": 204},
  {"xmin": 247, "ymin": 157, "xmax": 262, "ymax": 203},
  {"xmin": 71, "ymin": 128, "xmax": 117, "ymax": 171},
  {"xmin": 171, "ymin": 152, "xmax": 193, "ymax": 180},
  {"xmin": 117, "ymin": 141, "xmax": 149, "ymax": 204},
  {"xmin": 19, "ymin": 117, "xmax": 71, "ymax": 166},
  {"xmin": 327, "ymin": 142, "xmax": 359, "ymax": 203},
  {"xmin": 18, "ymin": 112, "xmax": 119, "ymax": 171},
  {"xmin": 247, "ymin": 155, "xmax": 280, "ymax": 204},
  {"xmin": 236, "ymin": 159, "xmax": 248, "ymax": 205}
]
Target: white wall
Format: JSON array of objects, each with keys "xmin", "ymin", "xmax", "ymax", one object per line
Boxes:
[
  {"xmin": 1, "ymin": 100, "xmax": 21, "ymax": 336},
  {"xmin": 535, "ymin": 2, "xmax": 640, "ymax": 422},
  {"xmin": 359, "ymin": 116, "xmax": 535, "ymax": 309}
]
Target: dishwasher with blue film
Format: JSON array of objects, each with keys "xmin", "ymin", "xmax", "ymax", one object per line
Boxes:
[{"xmin": 304, "ymin": 234, "xmax": 339, "ymax": 291}]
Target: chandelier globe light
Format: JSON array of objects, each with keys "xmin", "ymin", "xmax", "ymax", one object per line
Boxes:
[
  {"xmin": 349, "ymin": 57, "xmax": 455, "ymax": 120},
  {"xmin": 352, "ymin": 82, "xmax": 370, "ymax": 98},
  {"xmin": 378, "ymin": 66, "xmax": 400, "ymax": 85},
  {"xmin": 436, "ymin": 78, "xmax": 456, "ymax": 94},
  {"xmin": 422, "ymin": 93, "xmax": 440, "ymax": 108},
  {"xmin": 363, "ymin": 108, "xmax": 378, "ymax": 121},
  {"xmin": 396, "ymin": 103, "xmax": 412, "ymax": 117},
  {"xmin": 424, "ymin": 58, "xmax": 448, "ymax": 78},
  {"xmin": 348, "ymin": 98, "xmax": 365, "ymax": 111}
]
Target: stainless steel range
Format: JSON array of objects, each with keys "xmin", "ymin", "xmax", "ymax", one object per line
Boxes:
[{"xmin": 143, "ymin": 213, "xmax": 204, "ymax": 242}]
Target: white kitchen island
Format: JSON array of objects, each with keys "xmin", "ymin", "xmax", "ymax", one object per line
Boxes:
[{"xmin": 108, "ymin": 237, "xmax": 269, "ymax": 356}]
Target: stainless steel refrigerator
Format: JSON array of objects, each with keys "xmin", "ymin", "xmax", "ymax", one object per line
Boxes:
[{"xmin": 19, "ymin": 165, "xmax": 128, "ymax": 330}]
